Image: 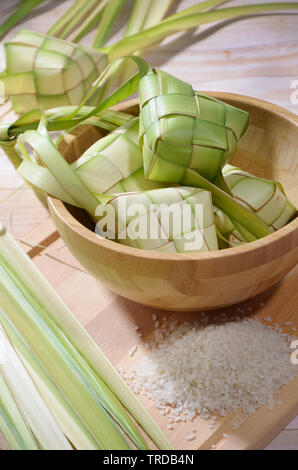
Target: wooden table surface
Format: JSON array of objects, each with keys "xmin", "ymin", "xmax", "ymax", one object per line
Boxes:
[{"xmin": 0, "ymin": 0, "xmax": 297, "ymax": 450}]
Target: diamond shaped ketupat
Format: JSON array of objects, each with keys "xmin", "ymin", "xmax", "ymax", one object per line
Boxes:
[
  {"xmin": 72, "ymin": 117, "xmax": 167, "ymax": 195},
  {"xmin": 222, "ymin": 165, "xmax": 297, "ymax": 232},
  {"xmin": 139, "ymin": 68, "xmax": 249, "ymax": 184},
  {"xmin": 2, "ymin": 30, "xmax": 107, "ymax": 113},
  {"xmin": 98, "ymin": 186, "xmax": 218, "ymax": 253}
]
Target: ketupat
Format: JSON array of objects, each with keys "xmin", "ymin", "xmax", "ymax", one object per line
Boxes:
[
  {"xmin": 0, "ymin": 105, "xmax": 132, "ymax": 209},
  {"xmin": 213, "ymin": 206, "xmax": 257, "ymax": 245},
  {"xmin": 16, "ymin": 116, "xmax": 166, "ymax": 208},
  {"xmin": 213, "ymin": 165, "xmax": 296, "ymax": 244},
  {"xmin": 1, "ymin": 30, "xmax": 107, "ymax": 114},
  {"xmin": 72, "ymin": 118, "xmax": 167, "ymax": 195},
  {"xmin": 17, "ymin": 117, "xmax": 218, "ymax": 254},
  {"xmin": 2, "ymin": 3, "xmax": 298, "ymax": 112},
  {"xmin": 1, "ymin": 50, "xmax": 296, "ymax": 253},
  {"xmin": 15, "ymin": 77, "xmax": 295, "ymax": 249},
  {"xmin": 135, "ymin": 60, "xmax": 271, "ymax": 240},
  {"xmin": 139, "ymin": 68, "xmax": 249, "ymax": 184},
  {"xmin": 96, "ymin": 187, "xmax": 218, "ymax": 253},
  {"xmin": 223, "ymin": 165, "xmax": 297, "ymax": 232}
]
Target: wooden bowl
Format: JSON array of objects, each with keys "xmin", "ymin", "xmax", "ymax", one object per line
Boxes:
[{"xmin": 48, "ymin": 94, "xmax": 298, "ymax": 311}]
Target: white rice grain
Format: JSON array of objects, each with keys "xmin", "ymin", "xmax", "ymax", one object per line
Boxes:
[
  {"xmin": 185, "ymin": 433, "xmax": 196, "ymax": 441},
  {"xmin": 128, "ymin": 345, "xmax": 137, "ymax": 357},
  {"xmin": 130, "ymin": 319, "xmax": 297, "ymax": 419}
]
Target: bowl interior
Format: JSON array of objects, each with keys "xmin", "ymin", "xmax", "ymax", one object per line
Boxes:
[{"xmin": 57, "ymin": 95, "xmax": 298, "ymax": 243}]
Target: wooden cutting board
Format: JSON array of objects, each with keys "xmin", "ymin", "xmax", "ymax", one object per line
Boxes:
[{"xmin": 1, "ymin": 218, "xmax": 297, "ymax": 451}]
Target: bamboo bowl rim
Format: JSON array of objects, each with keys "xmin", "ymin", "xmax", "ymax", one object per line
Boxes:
[{"xmin": 49, "ymin": 93, "xmax": 298, "ymax": 263}]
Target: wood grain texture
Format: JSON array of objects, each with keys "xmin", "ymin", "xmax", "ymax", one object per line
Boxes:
[
  {"xmin": 0, "ymin": 0, "xmax": 297, "ymax": 450},
  {"xmin": 49, "ymin": 95, "xmax": 298, "ymax": 311},
  {"xmin": 1, "ymin": 218, "xmax": 297, "ymax": 450}
]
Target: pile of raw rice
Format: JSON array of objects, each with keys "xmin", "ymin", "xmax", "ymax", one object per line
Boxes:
[{"xmin": 121, "ymin": 316, "xmax": 298, "ymax": 423}]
